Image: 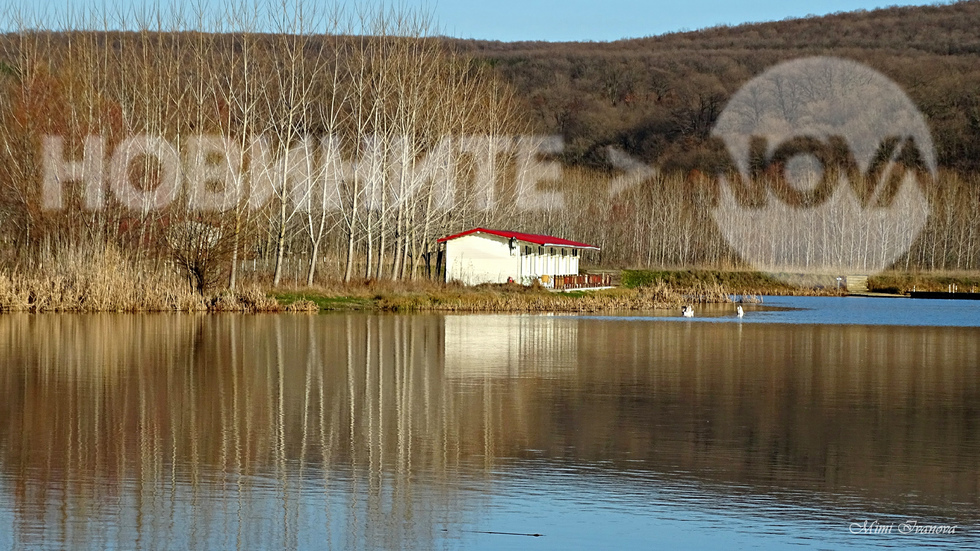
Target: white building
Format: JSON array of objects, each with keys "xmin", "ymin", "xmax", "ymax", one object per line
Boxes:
[{"xmin": 438, "ymin": 228, "xmax": 600, "ymax": 286}]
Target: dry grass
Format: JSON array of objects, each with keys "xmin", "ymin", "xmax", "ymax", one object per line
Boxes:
[
  {"xmin": 868, "ymin": 271, "xmax": 980, "ymax": 294},
  {"xmin": 0, "ymin": 245, "xmax": 317, "ymax": 313},
  {"xmin": 278, "ymin": 279, "xmax": 734, "ymax": 312},
  {"xmin": 622, "ymin": 269, "xmax": 847, "ymax": 296},
  {"xmin": 207, "ymin": 287, "xmax": 318, "ymax": 313}
]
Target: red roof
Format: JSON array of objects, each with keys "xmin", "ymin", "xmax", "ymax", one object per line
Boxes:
[{"xmin": 437, "ymin": 228, "xmax": 599, "ymax": 249}]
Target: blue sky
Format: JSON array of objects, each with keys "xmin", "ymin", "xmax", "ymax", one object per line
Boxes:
[
  {"xmin": 5, "ymin": 0, "xmax": 942, "ymax": 41},
  {"xmin": 434, "ymin": 0, "xmax": 938, "ymax": 41}
]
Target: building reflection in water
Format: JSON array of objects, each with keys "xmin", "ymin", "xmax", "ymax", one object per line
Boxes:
[
  {"xmin": 0, "ymin": 313, "xmax": 977, "ymax": 549},
  {"xmin": 444, "ymin": 314, "xmax": 578, "ymax": 379}
]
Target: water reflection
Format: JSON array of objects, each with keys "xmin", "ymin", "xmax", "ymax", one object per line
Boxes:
[
  {"xmin": 445, "ymin": 314, "xmax": 579, "ymax": 378},
  {"xmin": 0, "ymin": 312, "xmax": 977, "ymax": 549}
]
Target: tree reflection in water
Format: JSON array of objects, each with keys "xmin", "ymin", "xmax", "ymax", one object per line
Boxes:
[{"xmin": 0, "ymin": 312, "xmax": 977, "ymax": 549}]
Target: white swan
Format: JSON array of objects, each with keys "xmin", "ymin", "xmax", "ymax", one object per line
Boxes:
[
  {"xmin": 682, "ymin": 305, "xmax": 694, "ymax": 318},
  {"xmin": 736, "ymin": 305, "xmax": 744, "ymax": 318}
]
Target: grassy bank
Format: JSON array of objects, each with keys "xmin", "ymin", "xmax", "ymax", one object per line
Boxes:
[
  {"xmin": 622, "ymin": 268, "xmax": 980, "ymax": 296},
  {"xmin": 20, "ymin": 252, "xmax": 979, "ymax": 314},
  {"xmin": 4, "ymin": 250, "xmax": 737, "ymax": 314},
  {"xmin": 621, "ymin": 269, "xmax": 847, "ymax": 296},
  {"xmin": 868, "ymin": 272, "xmax": 980, "ymax": 294},
  {"xmin": 272, "ymin": 279, "xmax": 734, "ymax": 313}
]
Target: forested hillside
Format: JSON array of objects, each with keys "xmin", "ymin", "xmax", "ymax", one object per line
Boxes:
[{"xmin": 456, "ymin": 1, "xmax": 980, "ymax": 172}]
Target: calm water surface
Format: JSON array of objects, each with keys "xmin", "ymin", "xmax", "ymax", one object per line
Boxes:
[{"xmin": 0, "ymin": 297, "xmax": 978, "ymax": 550}]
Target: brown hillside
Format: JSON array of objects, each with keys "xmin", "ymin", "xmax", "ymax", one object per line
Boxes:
[{"xmin": 451, "ymin": 1, "xmax": 980, "ymax": 173}]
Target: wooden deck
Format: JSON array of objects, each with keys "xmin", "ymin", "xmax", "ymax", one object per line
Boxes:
[
  {"xmin": 845, "ymin": 275, "xmax": 869, "ymax": 293},
  {"xmin": 551, "ymin": 273, "xmax": 613, "ymax": 291}
]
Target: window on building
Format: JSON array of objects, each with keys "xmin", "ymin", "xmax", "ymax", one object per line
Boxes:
[
  {"xmin": 524, "ymin": 246, "xmax": 531, "ymax": 255},
  {"xmin": 550, "ymin": 247, "xmax": 556, "ymax": 255},
  {"xmin": 573, "ymin": 249, "xmax": 579, "ymax": 257},
  {"xmin": 538, "ymin": 246, "xmax": 544, "ymax": 255}
]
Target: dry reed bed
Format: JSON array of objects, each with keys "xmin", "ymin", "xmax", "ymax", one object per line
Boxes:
[
  {"xmin": 621, "ymin": 269, "xmax": 847, "ymax": 297},
  {"xmin": 0, "ymin": 248, "xmax": 317, "ymax": 313},
  {"xmin": 0, "ymin": 273, "xmax": 317, "ymax": 313},
  {"xmin": 370, "ymin": 281, "xmax": 733, "ymax": 312}
]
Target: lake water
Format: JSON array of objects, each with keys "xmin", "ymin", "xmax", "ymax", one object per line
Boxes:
[{"xmin": 0, "ymin": 297, "xmax": 978, "ymax": 549}]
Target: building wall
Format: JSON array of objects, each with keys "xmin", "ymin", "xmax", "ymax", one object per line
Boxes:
[
  {"xmin": 445, "ymin": 233, "xmax": 583, "ymax": 286},
  {"xmin": 445, "ymin": 234, "xmax": 520, "ymax": 285}
]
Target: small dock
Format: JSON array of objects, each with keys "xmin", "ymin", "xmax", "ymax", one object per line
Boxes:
[{"xmin": 845, "ymin": 275, "xmax": 869, "ymax": 293}]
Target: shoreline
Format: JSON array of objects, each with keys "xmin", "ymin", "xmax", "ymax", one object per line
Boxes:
[
  {"xmin": 2, "ymin": 268, "xmax": 978, "ymax": 314},
  {"xmin": 273, "ymin": 269, "xmax": 980, "ymax": 313},
  {"xmin": 272, "ymin": 281, "xmax": 735, "ymax": 313}
]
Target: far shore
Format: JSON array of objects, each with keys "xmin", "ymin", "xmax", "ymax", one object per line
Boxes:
[
  {"xmin": 3, "ymin": 268, "xmax": 978, "ymax": 314},
  {"xmin": 271, "ymin": 280, "xmax": 734, "ymax": 313},
  {"xmin": 271, "ymin": 269, "xmax": 980, "ymax": 313}
]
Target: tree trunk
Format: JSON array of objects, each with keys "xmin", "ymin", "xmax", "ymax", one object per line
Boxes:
[
  {"xmin": 306, "ymin": 242, "xmax": 319, "ymax": 286},
  {"xmin": 272, "ymin": 197, "xmax": 287, "ymax": 286},
  {"xmin": 344, "ymin": 225, "xmax": 356, "ymax": 282}
]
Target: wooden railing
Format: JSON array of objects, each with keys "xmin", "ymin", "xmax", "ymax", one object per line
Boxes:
[{"xmin": 552, "ymin": 273, "xmax": 612, "ymax": 290}]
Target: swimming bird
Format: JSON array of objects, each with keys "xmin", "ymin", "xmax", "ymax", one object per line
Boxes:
[
  {"xmin": 682, "ymin": 305, "xmax": 694, "ymax": 318},
  {"xmin": 736, "ymin": 305, "xmax": 744, "ymax": 318}
]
